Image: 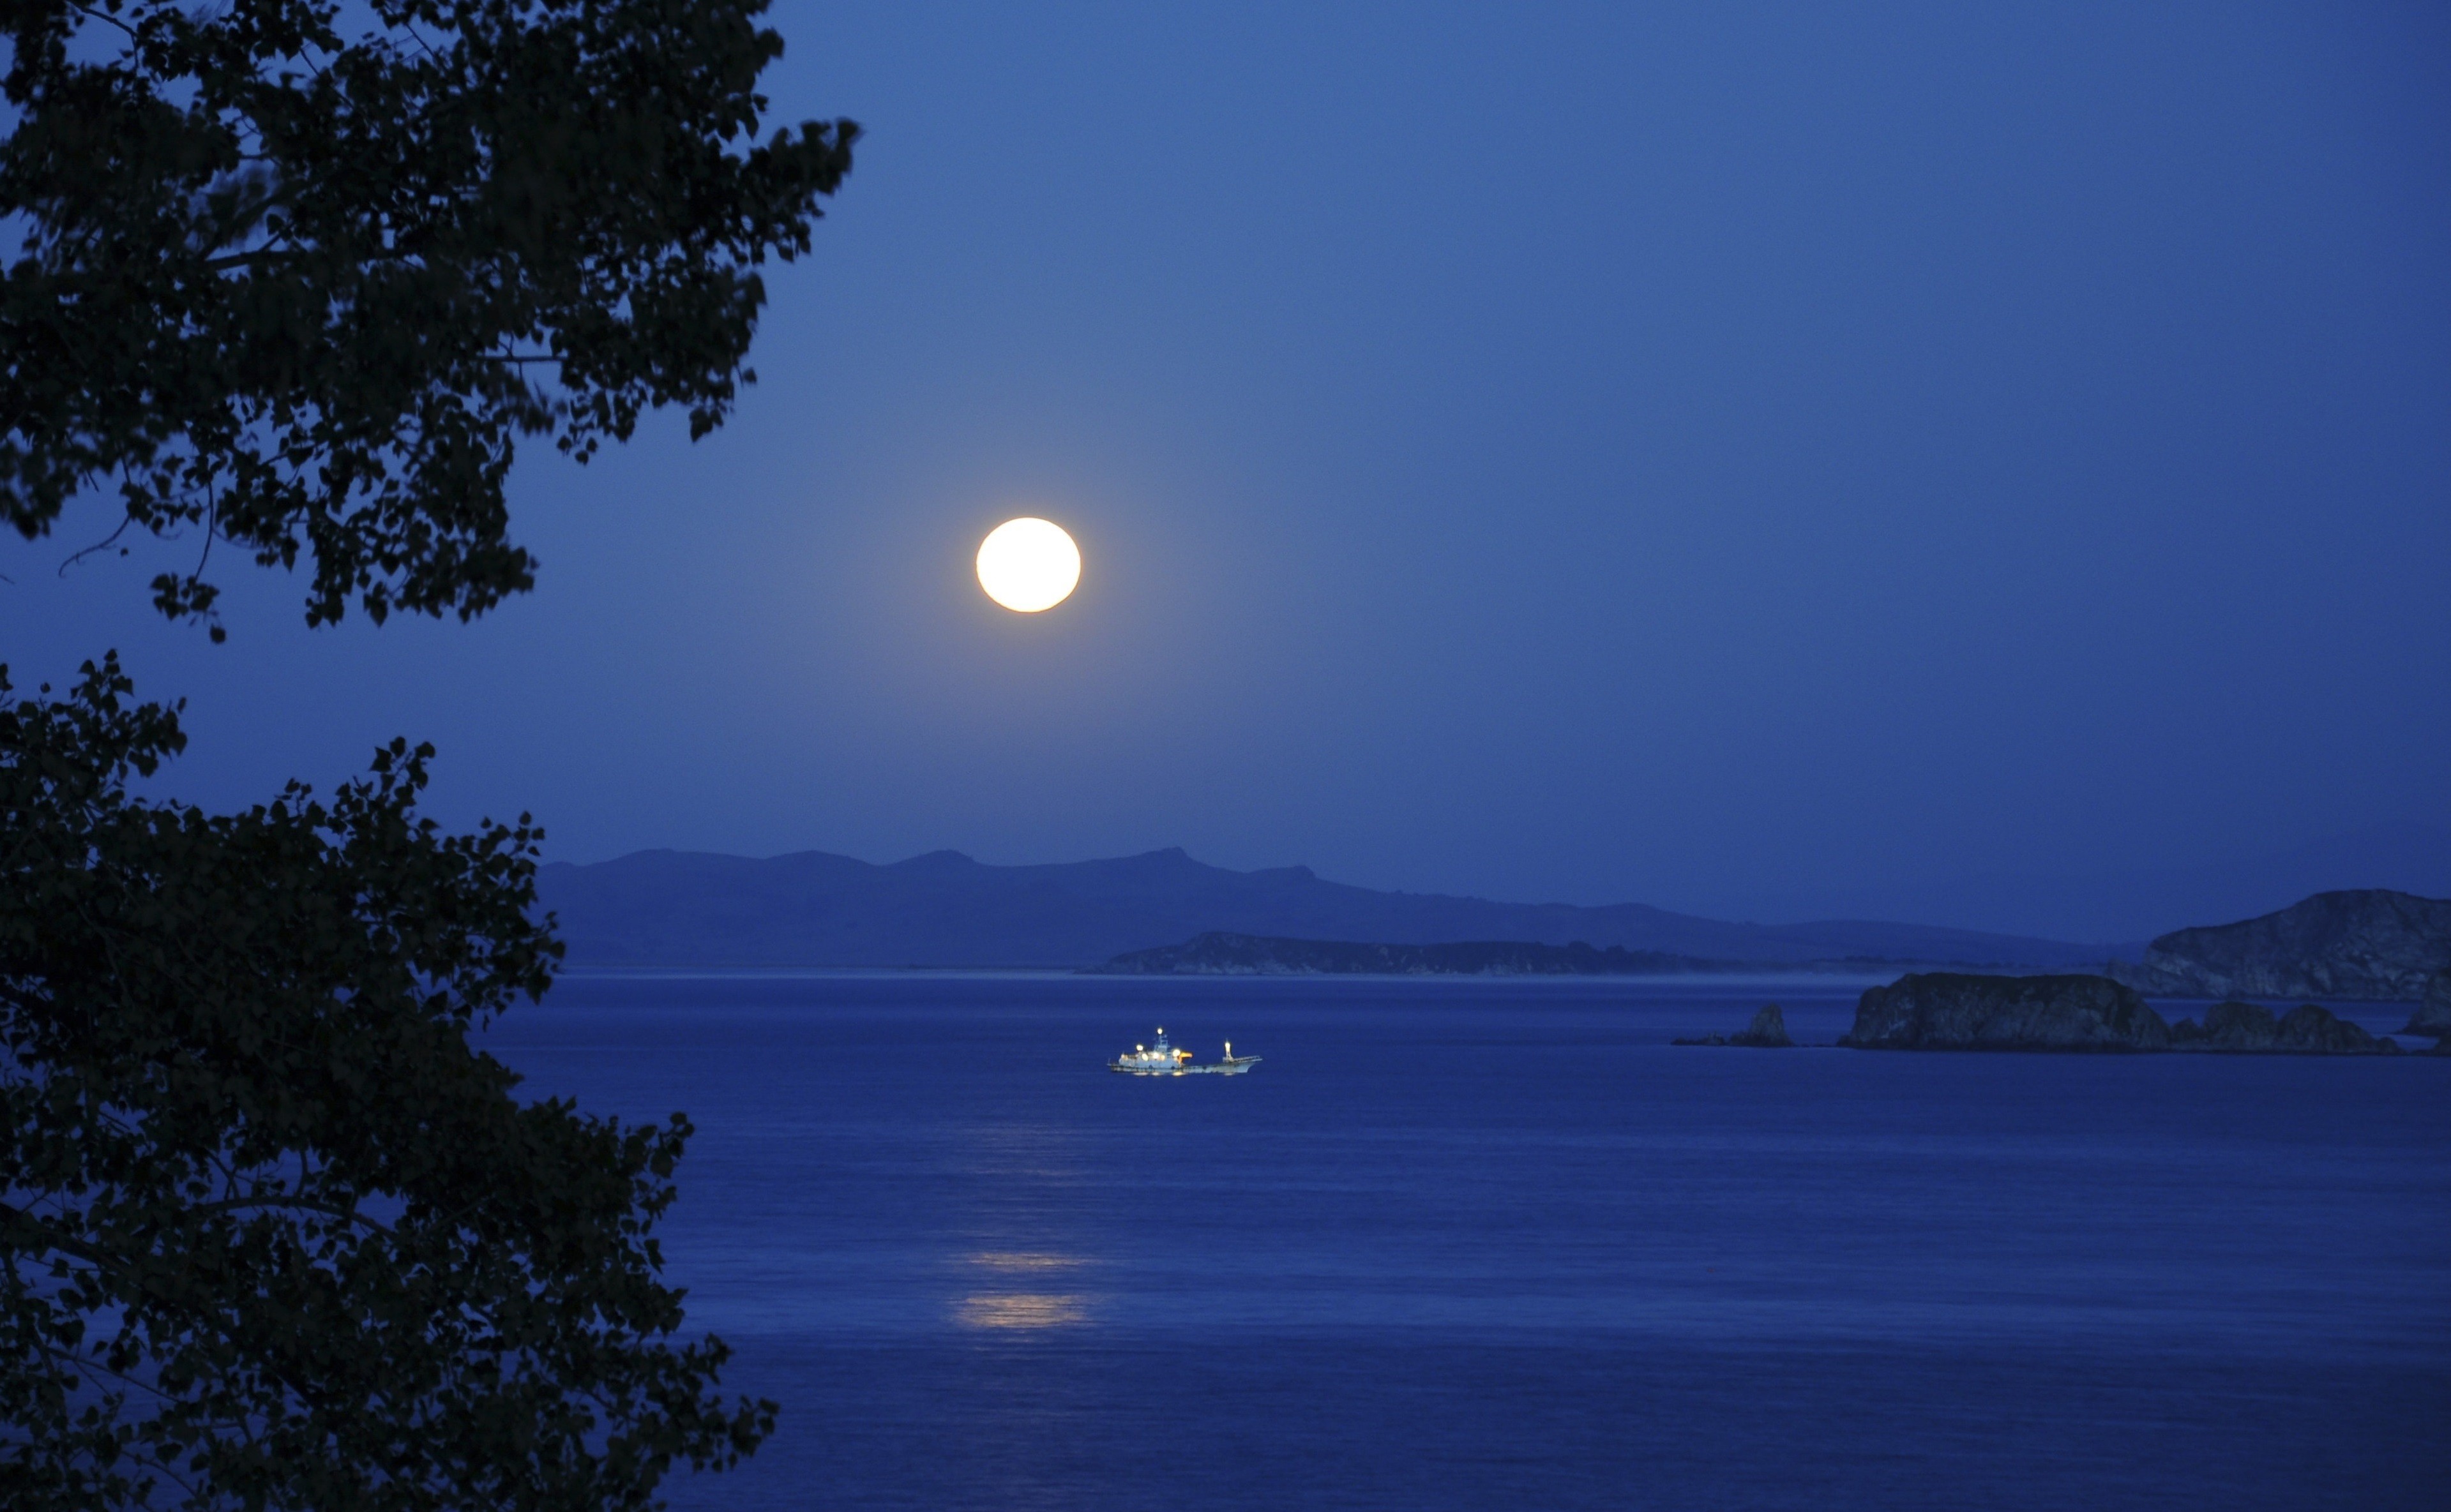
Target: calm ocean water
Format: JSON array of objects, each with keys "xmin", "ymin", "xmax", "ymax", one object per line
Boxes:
[{"xmin": 483, "ymin": 975, "xmax": 2450, "ymax": 1511}]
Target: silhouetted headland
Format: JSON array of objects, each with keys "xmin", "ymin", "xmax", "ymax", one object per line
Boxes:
[{"xmin": 2111, "ymin": 889, "xmax": 2451, "ymax": 1001}]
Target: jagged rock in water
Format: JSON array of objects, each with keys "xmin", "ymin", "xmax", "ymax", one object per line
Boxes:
[
  {"xmin": 1673, "ymin": 1003, "xmax": 1794, "ymax": 1048},
  {"xmin": 2166, "ymin": 1001, "xmax": 2403, "ymax": 1054},
  {"xmin": 2113, "ymin": 890, "xmax": 2451, "ymax": 1002},
  {"xmin": 2273, "ymin": 1004, "xmax": 2400, "ymax": 1054},
  {"xmin": 1731, "ymin": 1003, "xmax": 1793, "ymax": 1047},
  {"xmin": 1841, "ymin": 973, "xmax": 2170, "ymax": 1051},
  {"xmin": 2171, "ymin": 1000, "xmax": 2279, "ymax": 1050},
  {"xmin": 2399, "ymin": 969, "xmax": 2451, "ymax": 1038}
]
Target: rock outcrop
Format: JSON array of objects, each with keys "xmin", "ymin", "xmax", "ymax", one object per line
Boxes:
[
  {"xmin": 2168, "ymin": 1001, "xmax": 2402, "ymax": 1055},
  {"xmin": 1844, "ymin": 975, "xmax": 2418, "ymax": 1055},
  {"xmin": 1089, "ymin": 932, "xmax": 1724, "ymax": 976},
  {"xmin": 2168, "ymin": 1000, "xmax": 2281, "ymax": 1051},
  {"xmin": 1841, "ymin": 973, "xmax": 2171, "ymax": 1051},
  {"xmin": 2399, "ymin": 969, "xmax": 2451, "ymax": 1038},
  {"xmin": 1673, "ymin": 1004, "xmax": 1794, "ymax": 1047},
  {"xmin": 2113, "ymin": 890, "xmax": 2451, "ymax": 1002}
]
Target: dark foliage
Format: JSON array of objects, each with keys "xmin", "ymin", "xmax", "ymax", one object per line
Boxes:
[
  {"xmin": 1, "ymin": 655, "xmax": 771, "ymax": 1508},
  {"xmin": 1, "ymin": 4, "xmax": 841, "ymax": 1500},
  {"xmin": 1, "ymin": 0, "xmax": 856, "ymax": 634}
]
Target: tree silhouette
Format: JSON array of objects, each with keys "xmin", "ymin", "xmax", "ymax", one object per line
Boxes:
[
  {"xmin": 3, "ymin": 0, "xmax": 855, "ymax": 634},
  {"xmin": 1, "ymin": 2, "xmax": 853, "ymax": 1505}
]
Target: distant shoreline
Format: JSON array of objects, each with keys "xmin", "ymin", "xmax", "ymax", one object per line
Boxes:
[
  {"xmin": 1082, "ymin": 931, "xmax": 2122, "ymax": 981},
  {"xmin": 544, "ymin": 963, "xmax": 2127, "ymax": 989}
]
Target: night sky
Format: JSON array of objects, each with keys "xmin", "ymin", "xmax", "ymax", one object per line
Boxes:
[{"xmin": 8, "ymin": 2, "xmax": 2447, "ymax": 940}]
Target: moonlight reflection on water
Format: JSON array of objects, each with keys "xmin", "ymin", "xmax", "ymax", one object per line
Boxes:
[
  {"xmin": 488, "ymin": 975, "xmax": 2451, "ymax": 1511},
  {"xmin": 956, "ymin": 1252, "xmax": 1092, "ymax": 1329}
]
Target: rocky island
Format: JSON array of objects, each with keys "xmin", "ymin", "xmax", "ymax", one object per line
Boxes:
[
  {"xmin": 2166, "ymin": 1001, "xmax": 2401, "ymax": 1054},
  {"xmin": 1842, "ymin": 973, "xmax": 2173, "ymax": 1050},
  {"xmin": 1839, "ymin": 973, "xmax": 2406, "ymax": 1054}
]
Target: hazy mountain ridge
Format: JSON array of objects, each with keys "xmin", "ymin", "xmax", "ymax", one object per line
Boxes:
[
  {"xmin": 1089, "ymin": 933, "xmax": 1731, "ymax": 977},
  {"xmin": 1740, "ymin": 823, "xmax": 2451, "ymax": 945},
  {"xmin": 536, "ymin": 846, "xmax": 2132, "ymax": 969}
]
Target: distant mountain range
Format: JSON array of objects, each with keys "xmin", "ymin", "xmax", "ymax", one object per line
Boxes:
[{"xmin": 535, "ymin": 846, "xmax": 2136, "ymax": 970}]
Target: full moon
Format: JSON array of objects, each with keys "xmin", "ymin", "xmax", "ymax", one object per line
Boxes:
[{"xmin": 976, "ymin": 518, "xmax": 1082, "ymax": 613}]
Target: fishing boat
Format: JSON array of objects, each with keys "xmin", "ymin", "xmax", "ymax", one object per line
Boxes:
[{"xmin": 1108, "ymin": 1028, "xmax": 1260, "ymax": 1075}]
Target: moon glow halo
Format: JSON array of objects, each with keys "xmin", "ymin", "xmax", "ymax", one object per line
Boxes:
[{"xmin": 976, "ymin": 518, "xmax": 1082, "ymax": 613}]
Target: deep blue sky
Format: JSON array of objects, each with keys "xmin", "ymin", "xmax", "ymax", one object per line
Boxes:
[{"xmin": 8, "ymin": 1, "xmax": 2448, "ymax": 938}]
